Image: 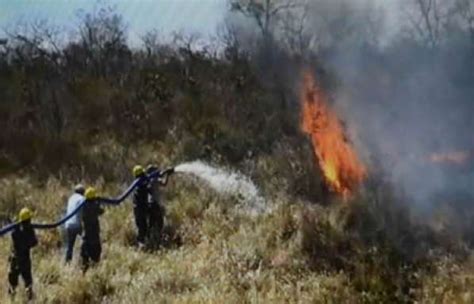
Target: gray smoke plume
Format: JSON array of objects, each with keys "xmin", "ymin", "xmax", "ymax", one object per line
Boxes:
[
  {"xmin": 227, "ymin": 0, "xmax": 474, "ymax": 210},
  {"xmin": 318, "ymin": 0, "xmax": 474, "ymax": 210}
]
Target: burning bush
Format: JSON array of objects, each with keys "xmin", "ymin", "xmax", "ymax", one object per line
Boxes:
[{"xmin": 300, "ymin": 71, "xmax": 366, "ymax": 198}]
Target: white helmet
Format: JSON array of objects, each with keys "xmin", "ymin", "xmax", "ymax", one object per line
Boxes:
[{"xmin": 74, "ymin": 184, "xmax": 85, "ymax": 194}]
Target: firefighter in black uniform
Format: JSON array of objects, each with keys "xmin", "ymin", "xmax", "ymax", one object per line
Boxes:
[
  {"xmin": 132, "ymin": 165, "xmax": 150, "ymax": 246},
  {"xmin": 80, "ymin": 187, "xmax": 104, "ymax": 271},
  {"xmin": 132, "ymin": 165, "xmax": 173, "ymax": 247},
  {"xmin": 146, "ymin": 164, "xmax": 172, "ymax": 246},
  {"xmin": 8, "ymin": 207, "xmax": 38, "ymax": 300}
]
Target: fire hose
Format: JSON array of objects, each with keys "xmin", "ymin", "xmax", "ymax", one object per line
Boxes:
[{"xmin": 0, "ymin": 167, "xmax": 174, "ymax": 237}]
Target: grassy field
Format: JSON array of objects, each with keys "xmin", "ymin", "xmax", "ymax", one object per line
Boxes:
[
  {"xmin": 1, "ymin": 5, "xmax": 474, "ymax": 300},
  {"xmin": 0, "ymin": 142, "xmax": 473, "ymax": 304}
]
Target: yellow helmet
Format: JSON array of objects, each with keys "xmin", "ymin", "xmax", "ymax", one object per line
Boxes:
[
  {"xmin": 133, "ymin": 165, "xmax": 145, "ymax": 177},
  {"xmin": 85, "ymin": 187, "xmax": 97, "ymax": 200},
  {"xmin": 18, "ymin": 207, "xmax": 33, "ymax": 222}
]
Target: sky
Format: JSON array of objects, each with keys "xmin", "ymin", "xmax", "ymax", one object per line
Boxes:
[{"xmin": 0, "ymin": 0, "xmax": 228, "ymax": 46}]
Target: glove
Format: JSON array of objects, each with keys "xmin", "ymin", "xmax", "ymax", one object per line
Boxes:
[
  {"xmin": 162, "ymin": 167, "xmax": 174, "ymax": 176},
  {"xmin": 146, "ymin": 165, "xmax": 159, "ymax": 174}
]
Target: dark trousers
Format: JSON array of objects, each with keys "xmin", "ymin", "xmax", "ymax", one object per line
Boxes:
[
  {"xmin": 80, "ymin": 238, "xmax": 101, "ymax": 271},
  {"xmin": 149, "ymin": 204, "xmax": 164, "ymax": 236},
  {"xmin": 65, "ymin": 226, "xmax": 81, "ymax": 262},
  {"xmin": 8, "ymin": 254, "xmax": 33, "ymax": 299},
  {"xmin": 134, "ymin": 204, "xmax": 164, "ymax": 245},
  {"xmin": 149, "ymin": 204, "xmax": 164, "ymax": 249},
  {"xmin": 134, "ymin": 206, "xmax": 149, "ymax": 244}
]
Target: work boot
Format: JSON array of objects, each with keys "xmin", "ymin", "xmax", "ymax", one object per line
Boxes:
[
  {"xmin": 8, "ymin": 286, "xmax": 16, "ymax": 298},
  {"xmin": 26, "ymin": 286, "xmax": 34, "ymax": 300}
]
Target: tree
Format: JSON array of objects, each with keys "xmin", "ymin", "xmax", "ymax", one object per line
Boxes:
[
  {"xmin": 4, "ymin": 19, "xmax": 63, "ymax": 68},
  {"xmin": 74, "ymin": 5, "xmax": 130, "ymax": 77},
  {"xmin": 141, "ymin": 30, "xmax": 162, "ymax": 57},
  {"xmin": 230, "ymin": 0, "xmax": 301, "ymax": 41},
  {"xmin": 403, "ymin": 0, "xmax": 451, "ymax": 49},
  {"xmin": 450, "ymin": 0, "xmax": 474, "ymax": 44},
  {"xmin": 279, "ymin": 1, "xmax": 315, "ymax": 56}
]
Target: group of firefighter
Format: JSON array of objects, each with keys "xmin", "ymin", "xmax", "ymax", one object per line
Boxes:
[{"xmin": 6, "ymin": 164, "xmax": 173, "ymax": 300}]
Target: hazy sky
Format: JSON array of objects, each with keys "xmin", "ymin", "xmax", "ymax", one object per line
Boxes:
[
  {"xmin": 0, "ymin": 0, "xmax": 227, "ymax": 45},
  {"xmin": 0, "ymin": 0, "xmax": 403, "ymax": 47}
]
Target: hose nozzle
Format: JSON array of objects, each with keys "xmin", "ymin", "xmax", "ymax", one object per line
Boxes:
[{"xmin": 162, "ymin": 167, "xmax": 174, "ymax": 176}]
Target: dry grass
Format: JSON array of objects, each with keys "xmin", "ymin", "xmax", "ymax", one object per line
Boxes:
[
  {"xmin": 0, "ymin": 187, "xmax": 357, "ymax": 303},
  {"xmin": 0, "ymin": 144, "xmax": 473, "ymax": 303}
]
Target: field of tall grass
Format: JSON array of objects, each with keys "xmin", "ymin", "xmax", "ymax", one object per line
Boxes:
[
  {"xmin": 1, "ymin": 5, "xmax": 474, "ymax": 301},
  {"xmin": 0, "ymin": 141, "xmax": 473, "ymax": 303}
]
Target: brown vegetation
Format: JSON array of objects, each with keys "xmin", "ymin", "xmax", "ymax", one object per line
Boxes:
[{"xmin": 1, "ymin": 1, "xmax": 474, "ymax": 302}]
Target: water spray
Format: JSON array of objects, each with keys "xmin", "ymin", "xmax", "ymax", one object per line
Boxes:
[{"xmin": 174, "ymin": 160, "xmax": 265, "ymax": 214}]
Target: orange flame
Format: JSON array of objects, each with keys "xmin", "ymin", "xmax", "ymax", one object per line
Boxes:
[
  {"xmin": 428, "ymin": 151, "xmax": 471, "ymax": 165},
  {"xmin": 300, "ymin": 71, "xmax": 366, "ymax": 197}
]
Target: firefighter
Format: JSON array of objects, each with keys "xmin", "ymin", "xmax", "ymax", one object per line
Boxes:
[
  {"xmin": 146, "ymin": 165, "xmax": 172, "ymax": 246},
  {"xmin": 80, "ymin": 187, "xmax": 104, "ymax": 271},
  {"xmin": 132, "ymin": 165, "xmax": 150, "ymax": 247},
  {"xmin": 8, "ymin": 207, "xmax": 38, "ymax": 300},
  {"xmin": 132, "ymin": 165, "xmax": 173, "ymax": 247},
  {"xmin": 64, "ymin": 184, "xmax": 85, "ymax": 263}
]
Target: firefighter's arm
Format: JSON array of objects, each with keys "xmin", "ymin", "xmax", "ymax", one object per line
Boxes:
[
  {"xmin": 27, "ymin": 224, "xmax": 38, "ymax": 248},
  {"xmin": 31, "ymin": 231, "xmax": 38, "ymax": 248},
  {"xmin": 159, "ymin": 167, "xmax": 174, "ymax": 186},
  {"xmin": 159, "ymin": 175, "xmax": 168, "ymax": 186}
]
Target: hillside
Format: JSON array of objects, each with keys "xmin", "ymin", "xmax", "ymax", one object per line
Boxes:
[
  {"xmin": 1, "ymin": 152, "xmax": 473, "ymax": 303},
  {"xmin": 1, "ymin": 1, "xmax": 474, "ymax": 303},
  {"xmin": 1, "ymin": 151, "xmax": 474, "ymax": 303}
]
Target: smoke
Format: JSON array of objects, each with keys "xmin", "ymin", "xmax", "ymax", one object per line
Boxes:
[
  {"xmin": 227, "ymin": 0, "xmax": 474, "ymax": 210},
  {"xmin": 314, "ymin": 0, "xmax": 474, "ymax": 210}
]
